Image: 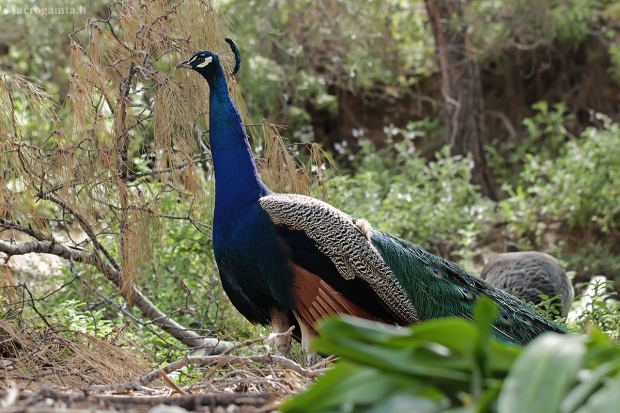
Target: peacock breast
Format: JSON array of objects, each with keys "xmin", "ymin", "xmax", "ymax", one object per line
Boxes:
[{"xmin": 212, "ymin": 203, "xmax": 298, "ymax": 320}]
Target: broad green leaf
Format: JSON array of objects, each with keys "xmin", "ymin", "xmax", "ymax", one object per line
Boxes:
[
  {"xmin": 486, "ymin": 341, "xmax": 522, "ymax": 374},
  {"xmin": 560, "ymin": 359, "xmax": 620, "ymax": 413},
  {"xmin": 366, "ymin": 393, "xmax": 449, "ymax": 413},
  {"xmin": 499, "ymin": 334, "xmax": 587, "ymax": 413},
  {"xmin": 476, "ymin": 383, "xmax": 501, "ymax": 413},
  {"xmin": 573, "ymin": 373, "xmax": 620, "ymax": 413},
  {"xmin": 402, "ymin": 319, "xmax": 479, "ymax": 354},
  {"xmin": 281, "ymin": 363, "xmax": 416, "ymax": 413},
  {"xmin": 314, "ymin": 334, "xmax": 473, "ymax": 385},
  {"xmin": 471, "ymin": 297, "xmax": 498, "ymax": 397},
  {"xmin": 322, "ymin": 316, "xmax": 480, "ymax": 354},
  {"xmin": 319, "ymin": 316, "xmax": 410, "ymax": 345},
  {"xmin": 474, "ymin": 296, "xmax": 498, "ymax": 347}
]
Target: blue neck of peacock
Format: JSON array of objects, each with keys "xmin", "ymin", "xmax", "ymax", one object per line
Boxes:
[{"xmin": 203, "ymin": 67, "xmax": 271, "ymax": 227}]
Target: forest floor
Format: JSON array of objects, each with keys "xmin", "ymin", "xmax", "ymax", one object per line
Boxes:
[{"xmin": 0, "ymin": 321, "xmax": 322, "ymax": 413}]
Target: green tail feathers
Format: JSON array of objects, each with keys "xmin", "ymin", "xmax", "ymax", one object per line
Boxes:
[{"xmin": 370, "ymin": 231, "xmax": 567, "ymax": 345}]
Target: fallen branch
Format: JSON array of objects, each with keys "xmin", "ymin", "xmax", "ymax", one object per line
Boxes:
[
  {"xmin": 0, "ymin": 388, "xmax": 273, "ymax": 410},
  {"xmin": 98, "ymin": 392, "xmax": 273, "ymax": 409},
  {"xmin": 0, "ymin": 239, "xmax": 233, "ymax": 354},
  {"xmin": 85, "ymin": 353, "xmax": 329, "ymax": 393}
]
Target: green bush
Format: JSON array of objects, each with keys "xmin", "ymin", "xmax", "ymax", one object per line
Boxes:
[
  {"xmin": 502, "ymin": 116, "xmax": 620, "ymax": 242},
  {"xmin": 327, "ymin": 134, "xmax": 495, "ymax": 267}
]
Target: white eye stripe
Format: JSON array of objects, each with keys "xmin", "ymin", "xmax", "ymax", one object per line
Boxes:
[
  {"xmin": 196, "ymin": 56, "xmax": 213, "ymax": 68},
  {"xmin": 188, "ymin": 56, "xmax": 197, "ymax": 64}
]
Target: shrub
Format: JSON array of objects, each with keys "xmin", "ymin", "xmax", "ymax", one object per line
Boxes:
[
  {"xmin": 502, "ymin": 116, "xmax": 620, "ymax": 243},
  {"xmin": 328, "ymin": 135, "xmax": 495, "ymax": 266}
]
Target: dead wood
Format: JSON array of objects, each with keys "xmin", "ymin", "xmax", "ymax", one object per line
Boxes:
[
  {"xmin": 85, "ymin": 354, "xmax": 328, "ymax": 393},
  {"xmin": 0, "ymin": 388, "xmax": 274, "ymax": 412}
]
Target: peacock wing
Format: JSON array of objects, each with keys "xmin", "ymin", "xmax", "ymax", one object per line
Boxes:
[{"xmin": 258, "ymin": 193, "xmax": 419, "ymax": 327}]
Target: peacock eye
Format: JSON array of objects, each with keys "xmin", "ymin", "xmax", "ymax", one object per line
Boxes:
[
  {"xmin": 430, "ymin": 267, "xmax": 443, "ymax": 279},
  {"xmin": 460, "ymin": 287, "xmax": 474, "ymax": 299}
]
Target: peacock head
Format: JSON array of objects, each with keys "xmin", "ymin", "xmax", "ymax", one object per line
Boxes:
[
  {"xmin": 176, "ymin": 51, "xmax": 220, "ymax": 76},
  {"xmin": 176, "ymin": 39, "xmax": 242, "ymax": 79}
]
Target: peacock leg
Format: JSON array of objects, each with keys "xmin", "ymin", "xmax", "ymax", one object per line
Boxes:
[
  {"xmin": 293, "ymin": 310, "xmax": 318, "ymax": 367},
  {"xmin": 270, "ymin": 308, "xmax": 292, "ymax": 358}
]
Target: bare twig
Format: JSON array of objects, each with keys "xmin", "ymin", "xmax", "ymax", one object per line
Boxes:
[
  {"xmin": 37, "ymin": 193, "xmax": 120, "ymax": 271},
  {"xmin": 0, "ymin": 389, "xmax": 272, "ymax": 410},
  {"xmin": 158, "ymin": 370, "xmax": 187, "ymax": 395},
  {"xmin": 20, "ymin": 283, "xmax": 51, "ymax": 328}
]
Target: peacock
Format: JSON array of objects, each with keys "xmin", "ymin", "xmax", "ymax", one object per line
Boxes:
[
  {"xmin": 481, "ymin": 252, "xmax": 574, "ymax": 317},
  {"xmin": 176, "ymin": 42, "xmax": 566, "ymax": 363}
]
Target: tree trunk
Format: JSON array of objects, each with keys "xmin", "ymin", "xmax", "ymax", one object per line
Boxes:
[{"xmin": 425, "ymin": 0, "xmax": 497, "ymax": 200}]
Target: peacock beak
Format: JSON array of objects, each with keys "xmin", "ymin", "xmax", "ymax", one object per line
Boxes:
[{"xmin": 175, "ymin": 60, "xmax": 193, "ymax": 70}]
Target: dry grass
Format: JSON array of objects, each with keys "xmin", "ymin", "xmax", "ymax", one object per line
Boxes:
[
  {"xmin": 0, "ymin": 319, "xmax": 151, "ymax": 388},
  {"xmin": 0, "ymin": 317, "xmax": 319, "ymax": 412}
]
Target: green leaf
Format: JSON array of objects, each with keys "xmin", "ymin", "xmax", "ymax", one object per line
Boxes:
[
  {"xmin": 560, "ymin": 359, "xmax": 620, "ymax": 413},
  {"xmin": 499, "ymin": 334, "xmax": 587, "ymax": 413},
  {"xmin": 474, "ymin": 296, "xmax": 498, "ymax": 344},
  {"xmin": 573, "ymin": 373, "xmax": 620, "ymax": 413},
  {"xmin": 318, "ymin": 316, "xmax": 411, "ymax": 346},
  {"xmin": 314, "ymin": 334, "xmax": 473, "ymax": 385},
  {"xmin": 401, "ymin": 319, "xmax": 479, "ymax": 355},
  {"xmin": 366, "ymin": 393, "xmax": 449, "ymax": 413},
  {"xmin": 473, "ymin": 297, "xmax": 499, "ymax": 390},
  {"xmin": 281, "ymin": 363, "xmax": 422, "ymax": 413},
  {"xmin": 475, "ymin": 386, "xmax": 501, "ymax": 413}
]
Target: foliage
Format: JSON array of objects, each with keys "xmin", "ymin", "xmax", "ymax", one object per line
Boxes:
[
  {"xmin": 486, "ymin": 106, "xmax": 620, "ymax": 281},
  {"xmin": 469, "ymin": 0, "xmax": 604, "ymax": 58},
  {"xmin": 501, "ymin": 114, "xmax": 620, "ymax": 245},
  {"xmin": 486, "ymin": 102, "xmax": 574, "ymax": 187},
  {"xmin": 327, "ymin": 129, "xmax": 495, "ymax": 267},
  {"xmin": 0, "ymin": 0, "xmax": 97, "ymax": 95},
  {"xmin": 569, "ymin": 278, "xmax": 620, "ymax": 340},
  {"xmin": 220, "ymin": 0, "xmax": 620, "ymax": 143},
  {"xmin": 52, "ymin": 299, "xmax": 116, "ymax": 336},
  {"xmin": 283, "ymin": 299, "xmax": 620, "ymax": 413},
  {"xmin": 553, "ymin": 243, "xmax": 620, "ymax": 284},
  {"xmin": 224, "ymin": 0, "xmax": 434, "ymax": 128}
]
